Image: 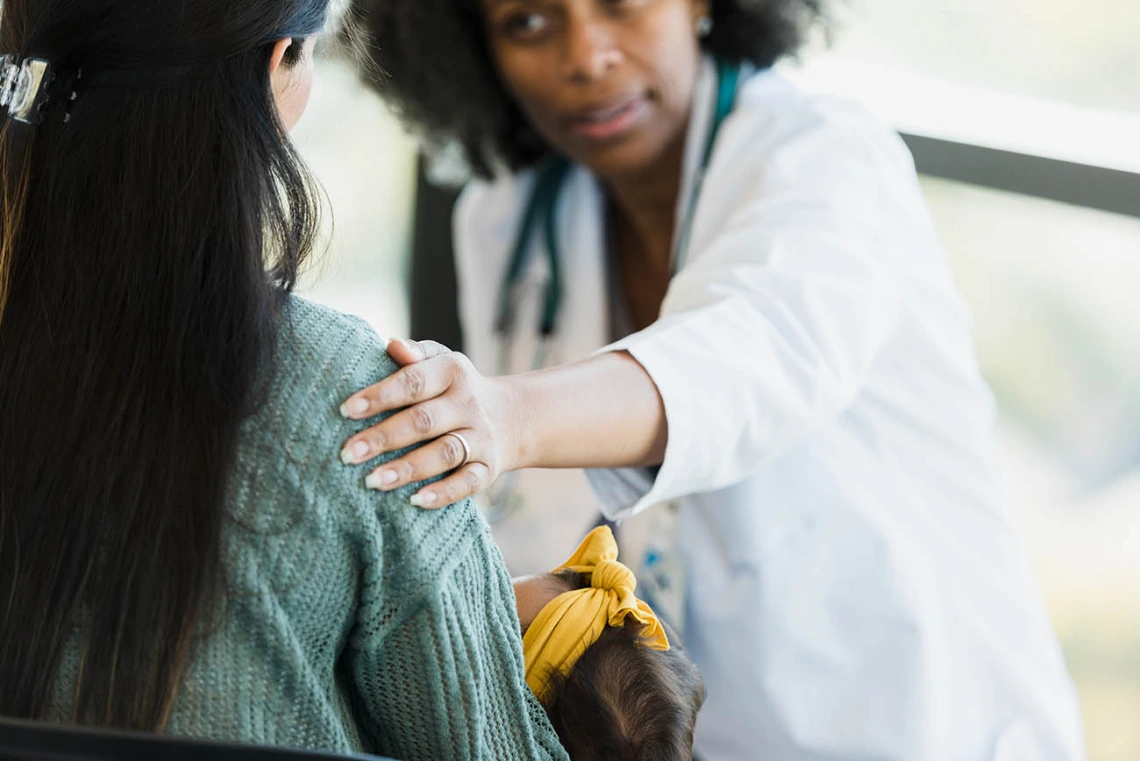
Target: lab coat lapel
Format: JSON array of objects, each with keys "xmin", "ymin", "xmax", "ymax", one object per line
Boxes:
[{"xmin": 545, "ymin": 166, "xmax": 610, "ymax": 365}]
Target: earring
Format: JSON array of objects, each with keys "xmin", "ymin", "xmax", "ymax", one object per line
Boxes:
[{"xmin": 696, "ymin": 16, "xmax": 714, "ymax": 38}]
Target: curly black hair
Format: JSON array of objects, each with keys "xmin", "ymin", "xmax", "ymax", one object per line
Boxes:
[{"xmin": 354, "ymin": 0, "xmax": 830, "ymax": 179}]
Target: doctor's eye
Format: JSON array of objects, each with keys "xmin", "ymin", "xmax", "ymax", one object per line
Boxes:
[
  {"xmin": 501, "ymin": 11, "xmax": 553, "ymax": 40},
  {"xmin": 599, "ymin": 0, "xmax": 651, "ymax": 11}
]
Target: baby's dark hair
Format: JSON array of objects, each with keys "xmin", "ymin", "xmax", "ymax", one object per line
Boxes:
[{"xmin": 544, "ymin": 571, "xmax": 706, "ymax": 761}]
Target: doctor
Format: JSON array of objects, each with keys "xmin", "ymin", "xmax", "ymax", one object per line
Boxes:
[{"xmin": 342, "ymin": 0, "xmax": 1086, "ymax": 758}]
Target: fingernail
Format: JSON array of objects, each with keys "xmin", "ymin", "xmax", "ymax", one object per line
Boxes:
[
  {"xmin": 410, "ymin": 491, "xmax": 436, "ymax": 508},
  {"xmin": 365, "ymin": 469, "xmax": 399, "ymax": 490},
  {"xmin": 340, "ymin": 440, "xmax": 371, "ymax": 465},
  {"xmin": 339, "ymin": 397, "xmax": 370, "ymax": 418}
]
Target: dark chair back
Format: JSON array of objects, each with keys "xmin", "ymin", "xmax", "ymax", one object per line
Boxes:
[
  {"xmin": 408, "ymin": 156, "xmax": 463, "ymax": 349},
  {"xmin": 0, "ymin": 716, "xmax": 395, "ymax": 761}
]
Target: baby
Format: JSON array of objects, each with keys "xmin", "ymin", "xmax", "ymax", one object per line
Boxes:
[{"xmin": 513, "ymin": 527, "xmax": 706, "ymax": 761}]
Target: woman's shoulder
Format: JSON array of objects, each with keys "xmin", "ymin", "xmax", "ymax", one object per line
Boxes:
[
  {"xmin": 233, "ymin": 296, "xmax": 491, "ymax": 572},
  {"xmin": 728, "ymin": 68, "xmax": 915, "ymax": 172},
  {"xmin": 234, "ymin": 295, "xmax": 396, "ymax": 494},
  {"xmin": 277, "ymin": 296, "xmax": 394, "ymax": 378},
  {"xmin": 695, "ymin": 67, "xmax": 929, "ymax": 238},
  {"xmin": 222, "ymin": 298, "xmax": 506, "ymax": 683}
]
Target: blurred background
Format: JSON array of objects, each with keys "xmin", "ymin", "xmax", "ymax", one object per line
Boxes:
[{"xmin": 294, "ymin": 2, "xmax": 1139, "ymax": 759}]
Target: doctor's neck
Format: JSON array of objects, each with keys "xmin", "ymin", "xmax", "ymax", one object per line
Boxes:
[{"xmin": 600, "ymin": 119, "xmax": 690, "ymax": 270}]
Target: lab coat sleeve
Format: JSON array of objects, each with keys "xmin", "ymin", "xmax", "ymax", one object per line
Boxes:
[{"xmin": 587, "ymin": 108, "xmax": 919, "ymax": 520}]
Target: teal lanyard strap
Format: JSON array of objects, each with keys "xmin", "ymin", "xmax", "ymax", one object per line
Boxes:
[
  {"xmin": 540, "ymin": 160, "xmax": 570, "ymax": 336},
  {"xmin": 495, "ymin": 156, "xmax": 569, "ymax": 336},
  {"xmin": 704, "ymin": 59, "xmax": 739, "ymax": 173}
]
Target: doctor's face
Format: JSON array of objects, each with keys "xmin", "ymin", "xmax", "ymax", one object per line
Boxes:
[{"xmin": 481, "ymin": 0, "xmax": 710, "ymax": 181}]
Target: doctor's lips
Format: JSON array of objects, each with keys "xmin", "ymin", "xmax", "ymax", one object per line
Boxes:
[{"xmin": 564, "ymin": 93, "xmax": 649, "ymax": 141}]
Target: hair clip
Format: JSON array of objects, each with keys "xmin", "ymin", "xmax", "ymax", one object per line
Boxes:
[{"xmin": 1, "ymin": 56, "xmax": 56, "ymax": 125}]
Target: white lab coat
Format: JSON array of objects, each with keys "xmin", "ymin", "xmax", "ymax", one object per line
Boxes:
[{"xmin": 453, "ymin": 58, "xmax": 1085, "ymax": 761}]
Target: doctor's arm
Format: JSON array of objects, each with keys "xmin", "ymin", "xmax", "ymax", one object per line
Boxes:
[
  {"xmin": 584, "ymin": 117, "xmax": 916, "ymax": 516},
  {"xmin": 337, "ymin": 116, "xmax": 911, "ymax": 510}
]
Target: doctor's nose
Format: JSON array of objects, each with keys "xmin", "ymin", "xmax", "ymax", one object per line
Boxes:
[{"xmin": 560, "ymin": 16, "xmax": 624, "ymax": 83}]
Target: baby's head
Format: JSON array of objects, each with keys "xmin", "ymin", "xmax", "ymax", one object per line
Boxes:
[{"xmin": 513, "ymin": 529, "xmax": 706, "ymax": 761}]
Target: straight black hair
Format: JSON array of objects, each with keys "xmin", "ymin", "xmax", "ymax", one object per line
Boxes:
[{"xmin": 0, "ymin": 0, "xmax": 328, "ymax": 730}]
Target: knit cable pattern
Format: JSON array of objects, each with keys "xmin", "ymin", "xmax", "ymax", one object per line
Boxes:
[{"xmin": 47, "ymin": 297, "xmax": 568, "ymax": 761}]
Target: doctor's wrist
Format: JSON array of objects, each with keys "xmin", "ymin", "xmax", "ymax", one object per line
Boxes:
[
  {"xmin": 492, "ymin": 374, "xmax": 541, "ymax": 474},
  {"xmin": 493, "ymin": 353, "xmax": 666, "ymax": 472}
]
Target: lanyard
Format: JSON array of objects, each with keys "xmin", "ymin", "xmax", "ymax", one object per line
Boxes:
[{"xmin": 495, "ymin": 60, "xmax": 741, "ymax": 373}]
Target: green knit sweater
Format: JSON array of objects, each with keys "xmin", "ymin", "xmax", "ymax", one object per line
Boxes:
[{"xmin": 48, "ymin": 297, "xmax": 568, "ymax": 761}]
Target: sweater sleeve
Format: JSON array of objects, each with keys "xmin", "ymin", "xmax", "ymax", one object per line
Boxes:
[
  {"xmin": 298, "ymin": 306, "xmax": 565, "ymax": 761},
  {"xmin": 276, "ymin": 298, "xmax": 565, "ymax": 761},
  {"xmin": 347, "ymin": 499, "xmax": 567, "ymax": 761}
]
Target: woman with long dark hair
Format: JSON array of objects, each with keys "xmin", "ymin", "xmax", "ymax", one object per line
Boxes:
[{"xmin": 0, "ymin": 2, "xmax": 567, "ymax": 759}]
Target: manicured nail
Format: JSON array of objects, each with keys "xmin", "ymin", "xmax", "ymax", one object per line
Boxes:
[
  {"xmin": 365, "ymin": 469, "xmax": 395, "ymax": 490},
  {"xmin": 339, "ymin": 397, "xmax": 370, "ymax": 418},
  {"xmin": 365, "ymin": 470, "xmax": 399, "ymax": 490},
  {"xmin": 340, "ymin": 440, "xmax": 371, "ymax": 465},
  {"xmin": 410, "ymin": 491, "xmax": 437, "ymax": 508}
]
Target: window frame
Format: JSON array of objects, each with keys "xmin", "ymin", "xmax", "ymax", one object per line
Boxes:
[{"xmin": 902, "ymin": 132, "xmax": 1140, "ymax": 218}]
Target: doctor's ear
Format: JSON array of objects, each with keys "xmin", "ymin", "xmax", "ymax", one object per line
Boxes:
[{"xmin": 691, "ymin": 0, "xmax": 712, "ymax": 28}]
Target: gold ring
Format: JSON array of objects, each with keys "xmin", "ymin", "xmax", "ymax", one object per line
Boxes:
[{"xmin": 444, "ymin": 431, "xmax": 472, "ymax": 468}]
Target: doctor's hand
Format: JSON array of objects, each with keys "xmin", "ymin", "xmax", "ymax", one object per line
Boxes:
[
  {"xmin": 338, "ymin": 338, "xmax": 667, "ymax": 509},
  {"xmin": 337, "ymin": 339, "xmax": 525, "ymax": 509}
]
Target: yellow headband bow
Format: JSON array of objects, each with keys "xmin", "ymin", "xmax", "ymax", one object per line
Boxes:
[{"xmin": 522, "ymin": 526, "xmax": 670, "ymax": 706}]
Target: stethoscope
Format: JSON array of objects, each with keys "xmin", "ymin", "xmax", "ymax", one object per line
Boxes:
[{"xmin": 482, "ymin": 59, "xmax": 741, "ymax": 525}]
